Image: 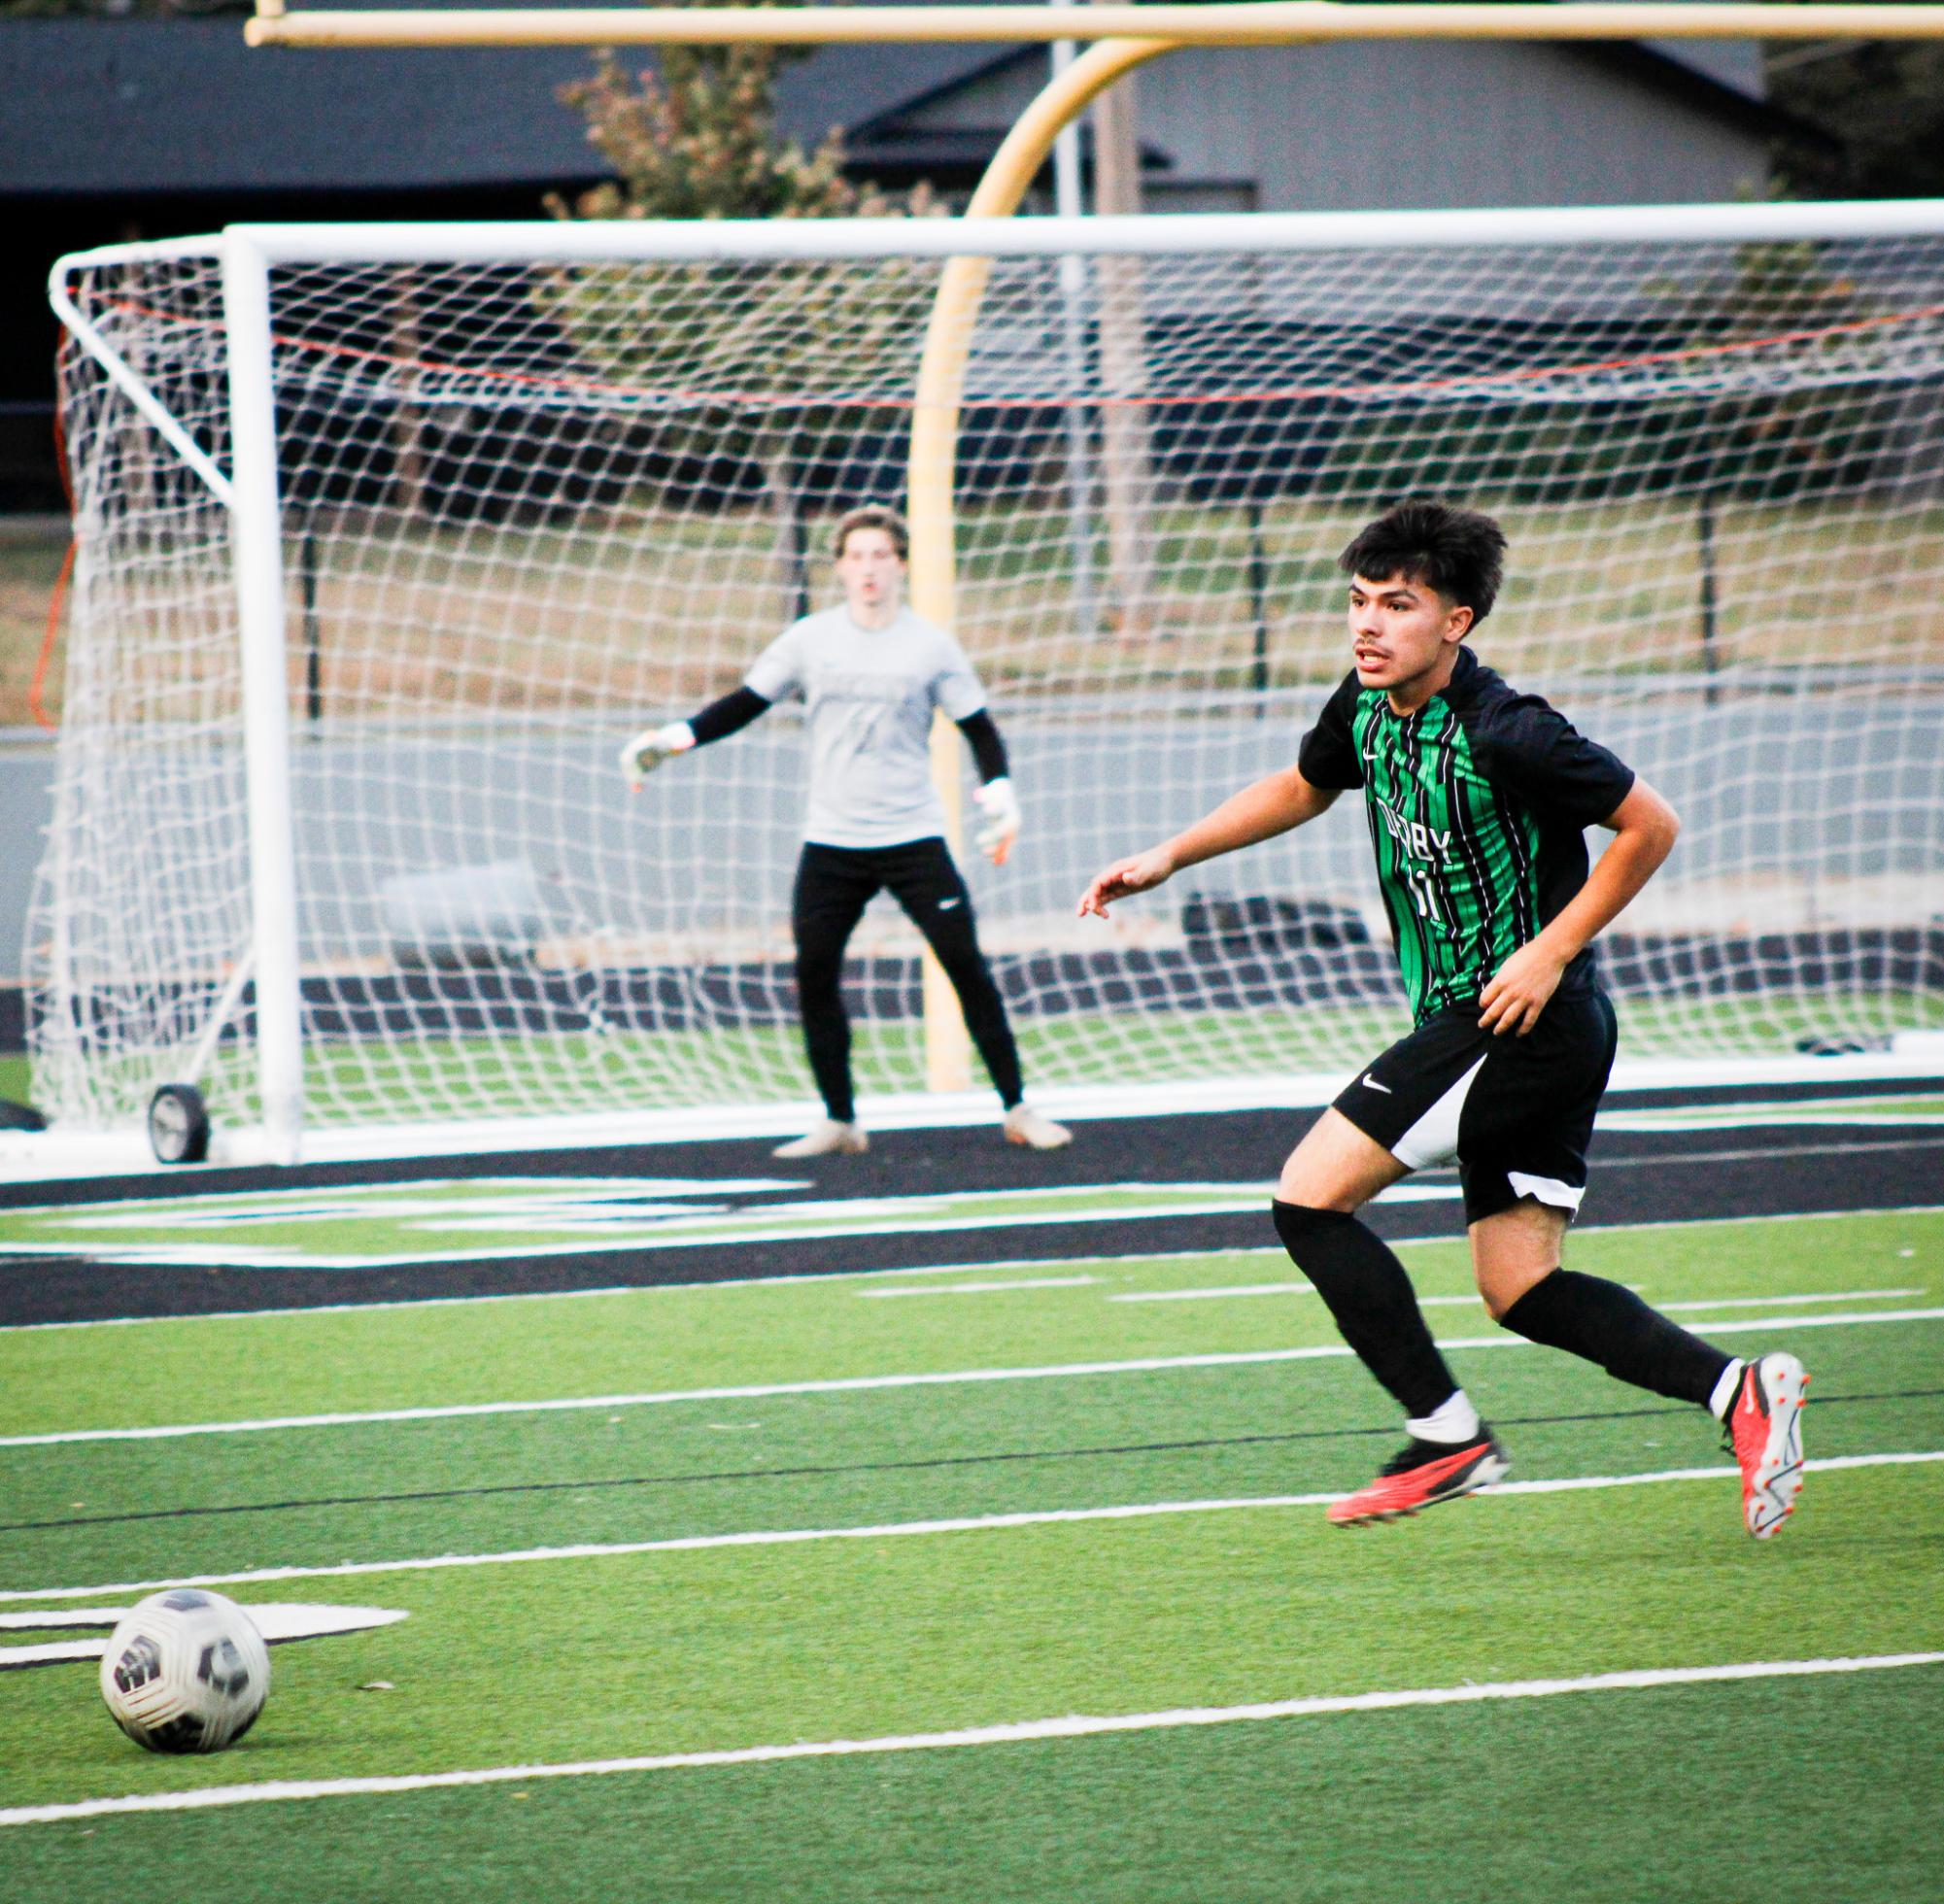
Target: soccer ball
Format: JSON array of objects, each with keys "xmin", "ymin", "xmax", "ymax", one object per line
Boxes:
[{"xmin": 99, "ymin": 1588, "xmax": 270, "ymax": 1753}]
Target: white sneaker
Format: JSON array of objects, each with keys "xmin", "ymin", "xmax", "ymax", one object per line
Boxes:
[
  {"xmin": 1003, "ymin": 1105, "xmax": 1073, "ymax": 1150},
  {"xmin": 772, "ymin": 1119, "xmax": 869, "ymax": 1159}
]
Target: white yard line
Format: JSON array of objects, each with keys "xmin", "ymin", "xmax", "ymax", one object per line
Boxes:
[
  {"xmin": 4, "ymin": 1649, "xmax": 1940, "ymax": 1828},
  {"xmin": 1116, "ymin": 1284, "xmax": 1927, "ymax": 1309},
  {"xmin": 4, "ymin": 1451, "xmax": 1937, "ymax": 1608},
  {"xmin": 0, "ymin": 1344, "xmax": 1408, "ymax": 1448},
  {"xmin": 1114, "ymin": 1285, "xmax": 1479, "ymax": 1306},
  {"xmin": 8, "ymin": 1304, "xmax": 1943, "ymax": 1451},
  {"xmin": 1657, "ymin": 1288, "xmax": 1925, "ymax": 1311},
  {"xmin": 857, "ymin": 1276, "xmax": 1099, "ymax": 1299}
]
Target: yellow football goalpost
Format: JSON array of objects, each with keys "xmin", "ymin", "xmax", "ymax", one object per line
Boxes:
[{"xmin": 247, "ymin": 3, "xmax": 1944, "ymax": 1093}]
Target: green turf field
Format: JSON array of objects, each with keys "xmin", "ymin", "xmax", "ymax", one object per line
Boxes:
[{"xmin": 3, "ymin": 1207, "xmax": 1941, "ymax": 1899}]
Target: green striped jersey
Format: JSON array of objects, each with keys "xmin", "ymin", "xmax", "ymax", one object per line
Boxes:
[{"xmin": 1297, "ymin": 647, "xmax": 1636, "ymax": 1023}]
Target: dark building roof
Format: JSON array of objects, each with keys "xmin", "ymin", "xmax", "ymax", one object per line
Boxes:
[
  {"xmin": 0, "ymin": 20, "xmax": 1018, "ymax": 195},
  {"xmin": 0, "ymin": 17, "xmax": 1791, "ymax": 200}
]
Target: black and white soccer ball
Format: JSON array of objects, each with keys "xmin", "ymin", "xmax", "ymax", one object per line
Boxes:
[{"xmin": 99, "ymin": 1588, "xmax": 270, "ymax": 1753}]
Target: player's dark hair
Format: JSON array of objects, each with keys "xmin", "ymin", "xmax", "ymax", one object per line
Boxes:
[
  {"xmin": 1338, "ymin": 498, "xmax": 1508, "ymax": 625},
  {"xmin": 833, "ymin": 504, "xmax": 909, "ymax": 561}
]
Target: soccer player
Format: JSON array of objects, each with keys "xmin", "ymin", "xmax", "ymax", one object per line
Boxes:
[
  {"xmin": 1078, "ymin": 498, "xmax": 1807, "ymax": 1538},
  {"xmin": 621, "ymin": 504, "xmax": 1072, "ymax": 1160}
]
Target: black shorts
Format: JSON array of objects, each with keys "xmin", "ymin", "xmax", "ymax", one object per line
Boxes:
[{"xmin": 1331, "ymin": 988, "xmax": 1619, "ymax": 1225}]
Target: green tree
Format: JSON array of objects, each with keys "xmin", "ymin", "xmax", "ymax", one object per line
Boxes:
[
  {"xmin": 543, "ymin": 38, "xmax": 938, "ymax": 597},
  {"xmin": 551, "ymin": 43, "xmax": 877, "ymax": 226}
]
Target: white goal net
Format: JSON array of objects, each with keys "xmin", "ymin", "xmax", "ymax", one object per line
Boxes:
[{"xmin": 35, "ymin": 204, "xmax": 1944, "ymax": 1152}]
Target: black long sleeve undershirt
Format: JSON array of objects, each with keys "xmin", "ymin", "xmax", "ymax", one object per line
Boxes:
[
  {"xmin": 956, "ymin": 709, "xmax": 1007, "ymax": 784},
  {"xmin": 689, "ymin": 689, "xmax": 1008, "ymax": 785},
  {"xmin": 688, "ymin": 685, "xmax": 771, "ymax": 745}
]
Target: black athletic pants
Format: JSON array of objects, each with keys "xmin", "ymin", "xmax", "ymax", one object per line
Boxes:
[{"xmin": 791, "ymin": 837, "xmax": 1024, "ymax": 1123}]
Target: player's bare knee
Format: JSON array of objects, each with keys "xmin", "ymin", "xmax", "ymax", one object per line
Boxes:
[
  {"xmin": 1473, "ymin": 1247, "xmax": 1560, "ymax": 1325},
  {"xmin": 1275, "ymin": 1156, "xmax": 1363, "ymax": 1212},
  {"xmin": 1276, "ymin": 1109, "xmax": 1398, "ymax": 1211}
]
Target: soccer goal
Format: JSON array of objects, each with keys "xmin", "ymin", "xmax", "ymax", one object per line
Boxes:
[{"xmin": 35, "ymin": 200, "xmax": 1944, "ymax": 1161}]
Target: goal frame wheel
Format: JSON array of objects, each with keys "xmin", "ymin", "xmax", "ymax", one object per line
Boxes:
[{"xmin": 148, "ymin": 1084, "xmax": 211, "ymax": 1165}]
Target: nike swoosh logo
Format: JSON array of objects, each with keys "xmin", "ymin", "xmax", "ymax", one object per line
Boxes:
[
  {"xmin": 938, "ymin": 899, "xmax": 962, "ymax": 910},
  {"xmin": 1360, "ymin": 1076, "xmax": 1392, "ymax": 1094}
]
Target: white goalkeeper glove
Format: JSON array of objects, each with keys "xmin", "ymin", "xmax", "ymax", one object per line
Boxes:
[
  {"xmin": 972, "ymin": 776, "xmax": 1022, "ymax": 866},
  {"xmin": 618, "ymin": 720, "xmax": 696, "ymax": 789}
]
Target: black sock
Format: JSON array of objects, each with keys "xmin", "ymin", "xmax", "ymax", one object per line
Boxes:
[
  {"xmin": 1499, "ymin": 1269, "xmax": 1731, "ymax": 1408},
  {"xmin": 1272, "ymin": 1200, "xmax": 1458, "ymax": 1420}
]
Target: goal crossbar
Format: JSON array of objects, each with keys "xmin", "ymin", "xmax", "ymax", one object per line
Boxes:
[
  {"xmin": 54, "ymin": 201, "xmax": 1944, "ymax": 275},
  {"xmin": 244, "ymin": 2, "xmax": 1944, "ymax": 50}
]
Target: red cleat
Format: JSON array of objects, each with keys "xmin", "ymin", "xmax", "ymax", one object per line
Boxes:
[
  {"xmin": 1727, "ymin": 1352, "xmax": 1808, "ymax": 1539},
  {"xmin": 1327, "ymin": 1433, "xmax": 1509, "ymax": 1527}
]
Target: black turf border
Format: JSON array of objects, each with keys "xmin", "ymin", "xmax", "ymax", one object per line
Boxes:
[{"xmin": 3, "ymin": 1111, "xmax": 1939, "ymax": 1327}]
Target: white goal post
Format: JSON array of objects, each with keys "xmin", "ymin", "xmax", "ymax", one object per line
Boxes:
[{"xmin": 36, "ymin": 201, "xmax": 1944, "ymax": 1161}]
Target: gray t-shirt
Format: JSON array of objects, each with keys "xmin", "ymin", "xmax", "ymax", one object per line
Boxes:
[{"xmin": 745, "ymin": 604, "xmax": 987, "ymax": 848}]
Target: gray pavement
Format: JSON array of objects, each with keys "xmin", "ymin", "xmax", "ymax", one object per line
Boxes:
[{"xmin": 6, "ymin": 688, "xmax": 1942, "ymax": 988}]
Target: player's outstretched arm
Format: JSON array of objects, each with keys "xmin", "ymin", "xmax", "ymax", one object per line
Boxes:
[
  {"xmin": 619, "ymin": 686, "xmax": 772, "ymax": 789},
  {"xmin": 1078, "ymin": 765, "xmax": 1340, "ymax": 918},
  {"xmin": 1479, "ymin": 776, "xmax": 1681, "ymax": 1037}
]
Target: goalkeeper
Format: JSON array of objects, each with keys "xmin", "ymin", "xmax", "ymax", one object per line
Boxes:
[{"xmin": 621, "ymin": 505, "xmax": 1071, "ymax": 1159}]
